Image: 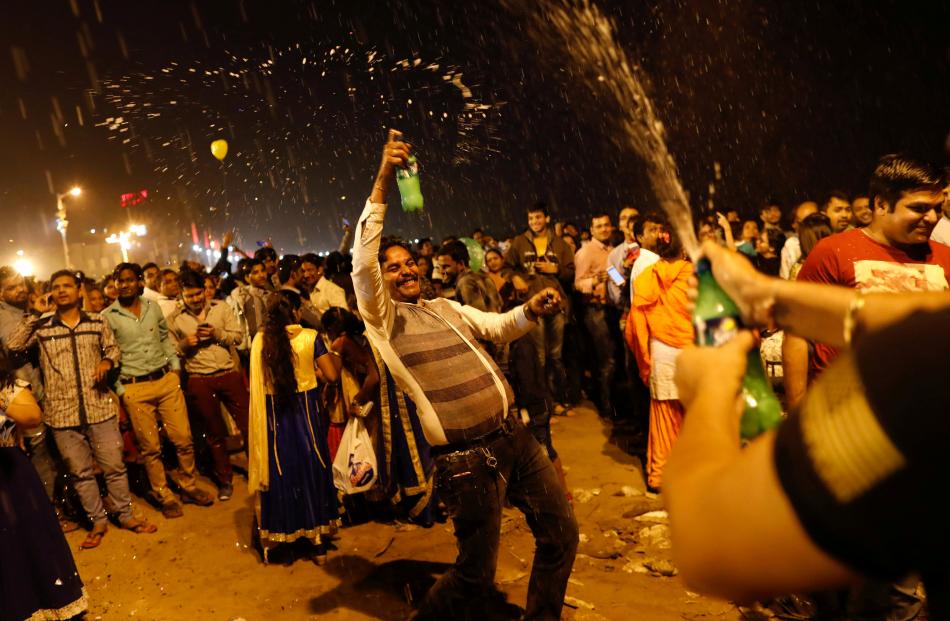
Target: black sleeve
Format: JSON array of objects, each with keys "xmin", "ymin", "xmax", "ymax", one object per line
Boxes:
[{"xmin": 774, "ymin": 308, "xmax": 950, "ymax": 582}]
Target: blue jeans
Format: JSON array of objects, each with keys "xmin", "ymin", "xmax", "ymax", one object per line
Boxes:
[
  {"xmin": 417, "ymin": 422, "xmax": 578, "ymax": 621},
  {"xmin": 52, "ymin": 417, "xmax": 133, "ymax": 525}
]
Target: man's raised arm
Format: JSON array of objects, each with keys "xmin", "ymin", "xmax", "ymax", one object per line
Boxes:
[{"xmin": 351, "ymin": 129, "xmax": 411, "ymax": 337}]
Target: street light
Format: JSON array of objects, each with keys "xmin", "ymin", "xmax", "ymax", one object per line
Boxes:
[
  {"xmin": 106, "ymin": 224, "xmax": 147, "ymax": 263},
  {"xmin": 55, "ymin": 186, "xmax": 82, "ymax": 268}
]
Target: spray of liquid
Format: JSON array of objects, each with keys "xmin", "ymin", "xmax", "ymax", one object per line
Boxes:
[{"xmin": 506, "ymin": 0, "xmax": 699, "ymax": 258}]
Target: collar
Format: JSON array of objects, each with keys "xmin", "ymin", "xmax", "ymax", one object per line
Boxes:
[
  {"xmin": 590, "ymin": 238, "xmax": 611, "ymax": 251},
  {"xmin": 107, "ymin": 296, "xmax": 152, "ymax": 318},
  {"xmin": 51, "ymin": 310, "xmax": 92, "ymax": 327}
]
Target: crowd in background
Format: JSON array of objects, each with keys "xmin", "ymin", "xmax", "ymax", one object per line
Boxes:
[{"xmin": 2, "ymin": 151, "xmax": 948, "ymax": 621}]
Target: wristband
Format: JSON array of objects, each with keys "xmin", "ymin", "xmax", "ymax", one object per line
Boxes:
[{"xmin": 843, "ymin": 290, "xmax": 866, "ymax": 347}]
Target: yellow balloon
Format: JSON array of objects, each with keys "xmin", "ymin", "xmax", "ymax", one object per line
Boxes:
[{"xmin": 210, "ymin": 139, "xmax": 228, "ymax": 161}]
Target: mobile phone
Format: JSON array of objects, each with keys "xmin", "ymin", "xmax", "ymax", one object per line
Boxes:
[
  {"xmin": 342, "ymin": 217, "xmax": 350, "ymax": 226},
  {"xmin": 606, "ymin": 266, "xmax": 626, "ymax": 287}
]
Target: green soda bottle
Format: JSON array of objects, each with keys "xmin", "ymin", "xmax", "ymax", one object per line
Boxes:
[
  {"xmin": 692, "ymin": 259, "xmax": 783, "ymax": 439},
  {"xmin": 396, "ymin": 155, "xmax": 424, "ymax": 213}
]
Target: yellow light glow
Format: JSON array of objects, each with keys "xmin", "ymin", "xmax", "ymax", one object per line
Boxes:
[
  {"xmin": 69, "ymin": 186, "xmax": 82, "ymax": 197},
  {"xmin": 14, "ymin": 258, "xmax": 34, "ymax": 277}
]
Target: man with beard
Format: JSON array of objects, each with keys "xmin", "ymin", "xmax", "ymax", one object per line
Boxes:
[
  {"xmin": 353, "ymin": 130, "xmax": 577, "ymax": 621},
  {"xmin": 435, "ymin": 240, "xmax": 502, "ymax": 313},
  {"xmin": 819, "ymin": 191, "xmax": 854, "ymax": 234},
  {"xmin": 104, "ymin": 263, "xmax": 214, "ymax": 518}
]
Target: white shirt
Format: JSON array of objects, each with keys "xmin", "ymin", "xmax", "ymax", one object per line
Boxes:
[
  {"xmin": 352, "ymin": 199, "xmax": 534, "ymax": 446},
  {"xmin": 779, "ymin": 235, "xmax": 801, "ymax": 280},
  {"xmin": 310, "ymin": 276, "xmax": 348, "ymax": 314},
  {"xmin": 932, "ymin": 216, "xmax": 950, "ymax": 247},
  {"xmin": 628, "ymin": 249, "xmax": 661, "ymax": 307}
]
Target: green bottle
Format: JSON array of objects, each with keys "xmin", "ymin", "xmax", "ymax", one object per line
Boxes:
[
  {"xmin": 396, "ymin": 155, "xmax": 424, "ymax": 213},
  {"xmin": 692, "ymin": 259, "xmax": 783, "ymax": 439}
]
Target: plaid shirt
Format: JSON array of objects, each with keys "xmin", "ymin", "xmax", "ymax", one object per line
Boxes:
[{"xmin": 6, "ymin": 312, "xmax": 121, "ymax": 428}]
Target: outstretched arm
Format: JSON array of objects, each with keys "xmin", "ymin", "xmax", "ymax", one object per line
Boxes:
[{"xmin": 351, "ymin": 130, "xmax": 412, "ymax": 338}]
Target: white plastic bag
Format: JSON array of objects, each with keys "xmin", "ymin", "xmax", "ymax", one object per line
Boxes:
[{"xmin": 332, "ymin": 416, "xmax": 377, "ymax": 494}]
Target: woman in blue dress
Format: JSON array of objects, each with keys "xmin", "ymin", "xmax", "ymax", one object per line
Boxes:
[
  {"xmin": 248, "ymin": 290, "xmax": 341, "ymax": 564},
  {"xmin": 0, "ymin": 353, "xmax": 87, "ymax": 620}
]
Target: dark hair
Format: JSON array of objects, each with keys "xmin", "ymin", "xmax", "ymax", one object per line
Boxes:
[
  {"xmin": 655, "ymin": 227, "xmax": 683, "ymax": 260},
  {"xmin": 436, "ymin": 240, "xmax": 469, "ymax": 265},
  {"xmin": 261, "ymin": 290, "xmax": 302, "ymax": 403},
  {"xmin": 277, "ymin": 254, "xmax": 301, "ymax": 285},
  {"xmin": 320, "ymin": 306, "xmax": 365, "ymax": 341},
  {"xmin": 590, "ymin": 212, "xmax": 611, "ymax": 225},
  {"xmin": 242, "ymin": 258, "xmax": 263, "ymax": 277},
  {"xmin": 484, "ymin": 247, "xmax": 504, "ymax": 261},
  {"xmin": 526, "ymin": 201, "xmax": 549, "ymax": 217},
  {"xmin": 49, "ymin": 269, "xmax": 81, "ymax": 286},
  {"xmin": 759, "ymin": 201, "xmax": 782, "ymax": 214},
  {"xmin": 178, "ymin": 269, "xmax": 205, "ymax": 291},
  {"xmin": 113, "ymin": 262, "xmax": 143, "ymax": 280},
  {"xmin": 633, "ymin": 211, "xmax": 665, "ymax": 238},
  {"xmin": 472, "ymin": 228, "xmax": 484, "ymax": 235},
  {"xmin": 821, "ymin": 190, "xmax": 850, "ymax": 211},
  {"xmin": 798, "ymin": 213, "xmax": 833, "ymax": 259},
  {"xmin": 301, "ymin": 253, "xmax": 323, "ymax": 269},
  {"xmin": 0, "ymin": 348, "xmax": 14, "ymax": 391},
  {"xmin": 235, "ymin": 258, "xmax": 251, "ymax": 283},
  {"xmin": 868, "ymin": 154, "xmax": 946, "ymax": 213},
  {"xmin": 378, "ymin": 237, "xmax": 413, "ymax": 265},
  {"xmin": 142, "ymin": 262, "xmax": 159, "ymax": 272},
  {"xmin": 762, "ymin": 227, "xmax": 787, "ymax": 255},
  {"xmin": 254, "ymin": 246, "xmax": 277, "ymax": 262}
]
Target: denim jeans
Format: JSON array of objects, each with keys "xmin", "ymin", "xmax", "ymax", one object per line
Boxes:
[
  {"xmin": 52, "ymin": 417, "xmax": 133, "ymax": 525},
  {"xmin": 417, "ymin": 422, "xmax": 578, "ymax": 621},
  {"xmin": 528, "ymin": 311, "xmax": 568, "ymax": 404},
  {"xmin": 583, "ymin": 305, "xmax": 616, "ymax": 414}
]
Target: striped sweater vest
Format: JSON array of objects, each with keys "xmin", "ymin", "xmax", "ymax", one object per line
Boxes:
[{"xmin": 390, "ymin": 298, "xmax": 513, "ymax": 444}]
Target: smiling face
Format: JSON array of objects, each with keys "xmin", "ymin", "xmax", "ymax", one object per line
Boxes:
[
  {"xmin": 875, "ymin": 188, "xmax": 944, "ymax": 246},
  {"xmin": 382, "ymin": 245, "xmax": 421, "ymax": 303},
  {"xmin": 527, "ymin": 210, "xmax": 549, "ymax": 236},
  {"xmin": 301, "ymin": 261, "xmax": 321, "ymax": 288},
  {"xmin": 436, "ymin": 254, "xmax": 465, "ymax": 286}
]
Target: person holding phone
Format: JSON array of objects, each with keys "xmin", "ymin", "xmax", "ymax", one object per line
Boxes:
[
  {"xmin": 166, "ymin": 270, "xmax": 249, "ymax": 501},
  {"xmin": 573, "ymin": 212, "xmax": 618, "ymax": 418}
]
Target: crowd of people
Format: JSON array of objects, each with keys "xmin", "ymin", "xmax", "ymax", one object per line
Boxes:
[{"xmin": 2, "ymin": 136, "xmax": 948, "ymax": 621}]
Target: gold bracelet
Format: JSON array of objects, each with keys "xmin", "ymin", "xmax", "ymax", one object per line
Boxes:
[{"xmin": 843, "ymin": 290, "xmax": 866, "ymax": 347}]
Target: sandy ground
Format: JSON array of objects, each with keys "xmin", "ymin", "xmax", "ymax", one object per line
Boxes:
[{"xmin": 65, "ymin": 404, "xmax": 743, "ymax": 621}]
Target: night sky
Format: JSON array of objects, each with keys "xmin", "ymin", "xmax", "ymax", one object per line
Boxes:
[{"xmin": 1, "ymin": 0, "xmax": 948, "ymax": 263}]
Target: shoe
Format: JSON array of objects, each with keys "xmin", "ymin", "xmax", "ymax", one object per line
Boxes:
[
  {"xmin": 645, "ymin": 484, "xmax": 661, "ymax": 499},
  {"xmin": 181, "ymin": 489, "xmax": 215, "ymax": 507},
  {"xmin": 79, "ymin": 523, "xmax": 108, "ymax": 549},
  {"xmin": 218, "ymin": 483, "xmax": 234, "ymax": 501},
  {"xmin": 58, "ymin": 514, "xmax": 81, "ymax": 534},
  {"xmin": 161, "ymin": 502, "xmax": 184, "ymax": 519}
]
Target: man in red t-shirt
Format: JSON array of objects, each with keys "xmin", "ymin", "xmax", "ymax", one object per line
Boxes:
[
  {"xmin": 785, "ymin": 155, "xmax": 949, "ymax": 406},
  {"xmin": 782, "ymin": 153, "xmax": 947, "ymax": 621}
]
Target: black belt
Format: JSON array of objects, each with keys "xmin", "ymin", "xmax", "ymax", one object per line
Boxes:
[
  {"xmin": 120, "ymin": 365, "xmax": 171, "ymax": 384},
  {"xmin": 431, "ymin": 414, "xmax": 518, "ymax": 458}
]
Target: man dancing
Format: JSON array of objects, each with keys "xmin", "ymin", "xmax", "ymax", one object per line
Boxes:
[{"xmin": 352, "ymin": 130, "xmax": 578, "ymax": 621}]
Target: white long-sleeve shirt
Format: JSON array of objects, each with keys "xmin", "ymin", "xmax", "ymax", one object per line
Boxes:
[{"xmin": 352, "ymin": 199, "xmax": 535, "ymax": 446}]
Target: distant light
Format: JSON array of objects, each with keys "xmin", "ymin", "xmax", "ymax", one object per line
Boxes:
[
  {"xmin": 129, "ymin": 224, "xmax": 147, "ymax": 236},
  {"xmin": 69, "ymin": 186, "xmax": 82, "ymax": 197},
  {"xmin": 89, "ymin": 228, "xmax": 96, "ymax": 234},
  {"xmin": 14, "ymin": 258, "xmax": 34, "ymax": 277},
  {"xmin": 192, "ymin": 244, "xmax": 201, "ymax": 253},
  {"xmin": 15, "ymin": 250, "xmax": 24, "ymax": 257}
]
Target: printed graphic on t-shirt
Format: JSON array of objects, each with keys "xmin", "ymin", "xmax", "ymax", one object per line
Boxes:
[{"xmin": 853, "ymin": 260, "xmax": 949, "ymax": 292}]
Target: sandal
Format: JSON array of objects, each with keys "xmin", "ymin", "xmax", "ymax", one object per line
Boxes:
[
  {"xmin": 80, "ymin": 524, "xmax": 108, "ymax": 549},
  {"xmin": 121, "ymin": 517, "xmax": 158, "ymax": 534}
]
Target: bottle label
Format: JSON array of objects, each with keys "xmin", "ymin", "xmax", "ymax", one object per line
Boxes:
[{"xmin": 694, "ymin": 315, "xmax": 740, "ymax": 348}]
